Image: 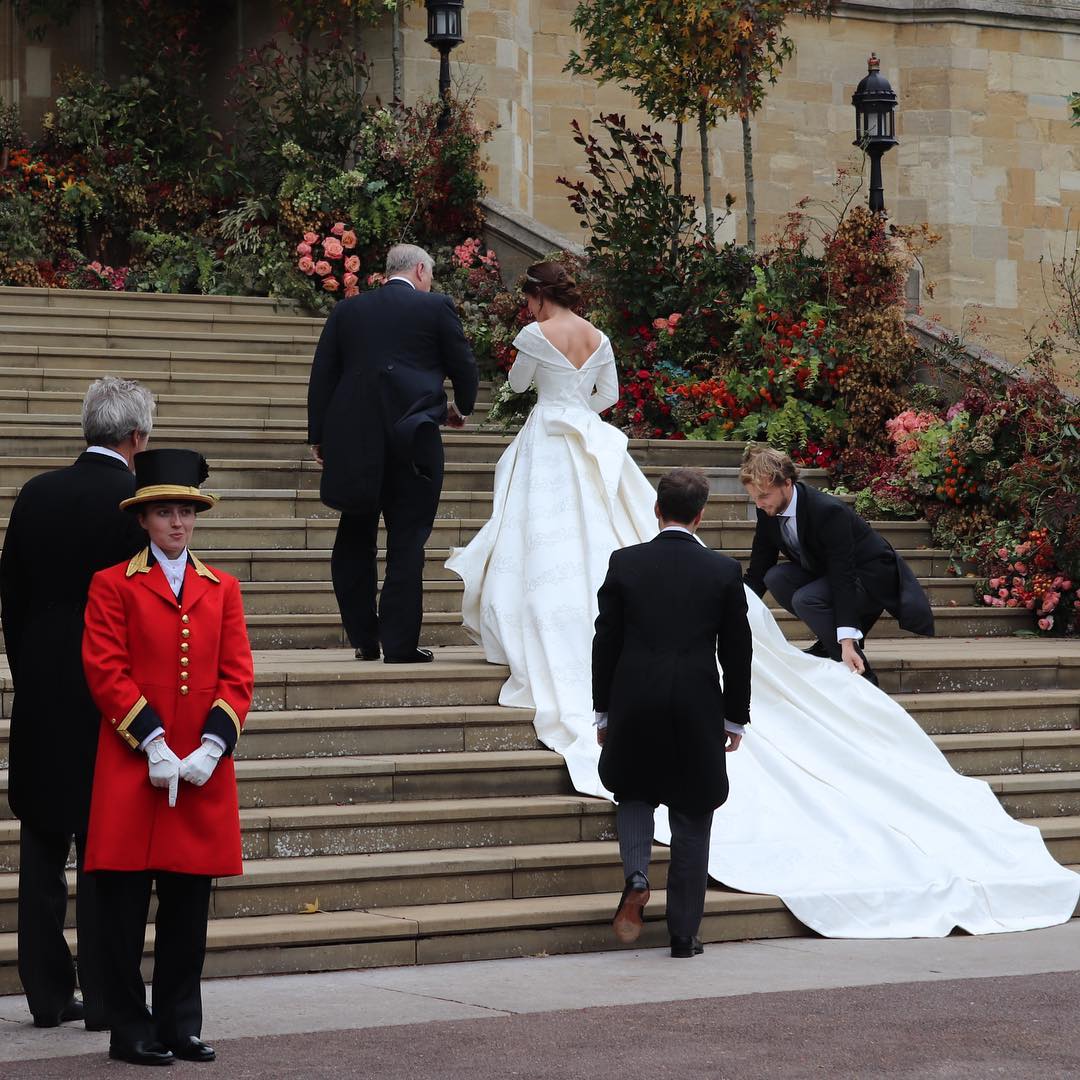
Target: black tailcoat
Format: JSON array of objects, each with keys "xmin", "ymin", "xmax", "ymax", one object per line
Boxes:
[
  {"xmin": 743, "ymin": 482, "xmax": 934, "ymax": 636},
  {"xmin": 1, "ymin": 452, "xmax": 144, "ymax": 832},
  {"xmin": 593, "ymin": 531, "xmax": 753, "ymax": 815},
  {"xmin": 307, "ymin": 280, "xmax": 479, "ymax": 514}
]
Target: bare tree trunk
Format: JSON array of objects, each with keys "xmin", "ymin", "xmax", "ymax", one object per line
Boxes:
[
  {"xmin": 671, "ymin": 119, "xmax": 683, "ymax": 261},
  {"xmin": 698, "ymin": 103, "xmax": 714, "ymax": 237},
  {"xmin": 392, "ymin": 0, "xmax": 405, "ymax": 110},
  {"xmin": 93, "ymin": 0, "xmax": 106, "ymax": 78},
  {"xmin": 741, "ymin": 111, "xmax": 756, "ymax": 251}
]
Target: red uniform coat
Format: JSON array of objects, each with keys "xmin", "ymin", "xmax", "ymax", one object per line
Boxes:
[{"xmin": 82, "ymin": 548, "xmax": 254, "ymax": 877}]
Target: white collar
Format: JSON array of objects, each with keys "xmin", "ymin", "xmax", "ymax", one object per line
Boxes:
[
  {"xmin": 779, "ymin": 483, "xmax": 799, "ymax": 519},
  {"xmin": 150, "ymin": 542, "xmax": 188, "ymax": 569},
  {"xmin": 86, "ymin": 445, "xmax": 130, "ymax": 467},
  {"xmin": 661, "ymin": 525, "xmax": 695, "ymax": 535},
  {"xmin": 387, "ymin": 275, "xmax": 416, "ymax": 290}
]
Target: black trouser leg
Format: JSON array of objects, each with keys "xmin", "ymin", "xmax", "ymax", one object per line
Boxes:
[
  {"xmin": 152, "ymin": 872, "xmax": 211, "ymax": 1046},
  {"xmin": 331, "ymin": 510, "xmax": 380, "ymax": 650},
  {"xmin": 94, "ymin": 870, "xmax": 155, "ymax": 1047},
  {"xmin": 616, "ymin": 800, "xmax": 655, "ymax": 882},
  {"xmin": 17, "ymin": 823, "xmax": 76, "ymax": 1024},
  {"xmin": 666, "ymin": 809, "xmax": 713, "ymax": 940},
  {"xmin": 379, "ymin": 435, "xmax": 444, "ymax": 658},
  {"xmin": 72, "ymin": 832, "xmax": 107, "ymax": 1028}
]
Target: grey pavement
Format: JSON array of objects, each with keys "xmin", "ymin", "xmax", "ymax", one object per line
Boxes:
[{"xmin": 2, "ymin": 920, "xmax": 1080, "ymax": 1072}]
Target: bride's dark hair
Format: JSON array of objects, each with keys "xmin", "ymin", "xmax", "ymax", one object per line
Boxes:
[{"xmin": 521, "ymin": 261, "xmax": 583, "ymax": 312}]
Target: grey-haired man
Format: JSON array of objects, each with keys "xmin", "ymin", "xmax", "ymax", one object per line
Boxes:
[{"xmin": 1, "ymin": 377, "xmax": 153, "ymax": 1029}]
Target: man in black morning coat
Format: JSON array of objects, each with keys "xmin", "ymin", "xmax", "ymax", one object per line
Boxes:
[
  {"xmin": 593, "ymin": 468, "xmax": 752, "ymax": 959},
  {"xmin": 740, "ymin": 444, "xmax": 934, "ymax": 686},
  {"xmin": 0, "ymin": 377, "xmax": 152, "ymax": 1029},
  {"xmin": 307, "ymin": 243, "xmax": 479, "ymax": 664}
]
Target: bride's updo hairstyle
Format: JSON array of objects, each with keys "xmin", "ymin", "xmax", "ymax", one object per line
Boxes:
[{"xmin": 522, "ymin": 261, "xmax": 583, "ymax": 312}]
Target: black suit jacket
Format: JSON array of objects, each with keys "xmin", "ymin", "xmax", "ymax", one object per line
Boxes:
[
  {"xmin": 307, "ymin": 280, "xmax": 479, "ymax": 514},
  {"xmin": 1, "ymin": 452, "xmax": 144, "ymax": 832},
  {"xmin": 743, "ymin": 481, "xmax": 934, "ymax": 636},
  {"xmin": 593, "ymin": 531, "xmax": 753, "ymax": 815}
]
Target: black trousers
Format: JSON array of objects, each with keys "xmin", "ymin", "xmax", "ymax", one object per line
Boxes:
[
  {"xmin": 764, "ymin": 563, "xmax": 889, "ymax": 660},
  {"xmin": 616, "ymin": 800, "xmax": 713, "ymax": 940},
  {"xmin": 93, "ymin": 870, "xmax": 211, "ymax": 1048},
  {"xmin": 331, "ymin": 432, "xmax": 444, "ymax": 658},
  {"xmin": 17, "ymin": 823, "xmax": 106, "ymax": 1027}
]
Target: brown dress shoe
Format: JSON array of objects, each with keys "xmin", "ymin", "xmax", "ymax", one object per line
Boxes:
[{"xmin": 612, "ymin": 874, "xmax": 651, "ymax": 944}]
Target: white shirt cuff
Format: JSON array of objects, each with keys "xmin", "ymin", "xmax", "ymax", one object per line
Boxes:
[
  {"xmin": 724, "ymin": 720, "xmax": 746, "ymax": 735},
  {"xmin": 139, "ymin": 727, "xmax": 165, "ymax": 752},
  {"xmin": 836, "ymin": 627, "xmax": 863, "ymax": 643},
  {"xmin": 594, "ymin": 712, "xmax": 608, "ymax": 730},
  {"xmin": 202, "ymin": 733, "xmax": 227, "ymax": 752}
]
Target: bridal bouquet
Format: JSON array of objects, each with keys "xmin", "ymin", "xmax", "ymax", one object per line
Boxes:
[
  {"xmin": 296, "ymin": 222, "xmax": 361, "ymax": 298},
  {"xmin": 484, "ymin": 377, "xmax": 536, "ymax": 432}
]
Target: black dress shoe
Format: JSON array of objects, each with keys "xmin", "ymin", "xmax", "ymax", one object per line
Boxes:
[
  {"xmin": 384, "ymin": 648, "xmax": 434, "ymax": 664},
  {"xmin": 167, "ymin": 1036, "xmax": 216, "ymax": 1063},
  {"xmin": 33, "ymin": 996, "xmax": 85, "ymax": 1027},
  {"xmin": 802, "ymin": 640, "xmax": 830, "ymax": 658},
  {"xmin": 354, "ymin": 646, "xmax": 380, "ymax": 661},
  {"xmin": 108, "ymin": 1040, "xmax": 175, "ymax": 1066},
  {"xmin": 670, "ymin": 935, "xmax": 704, "ymax": 958},
  {"xmin": 612, "ymin": 872, "xmax": 651, "ymax": 944}
]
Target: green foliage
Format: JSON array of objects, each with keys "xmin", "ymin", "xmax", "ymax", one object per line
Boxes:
[
  {"xmin": 0, "ymin": 102, "xmax": 23, "ymax": 149},
  {"xmin": 11, "ymin": 0, "xmax": 81, "ymax": 41},
  {"xmin": 127, "ymin": 231, "xmax": 223, "ymax": 295},
  {"xmin": 0, "ymin": 191, "xmax": 45, "ymax": 263},
  {"xmin": 1071, "ymin": 92, "xmax": 1080, "ymax": 126}
]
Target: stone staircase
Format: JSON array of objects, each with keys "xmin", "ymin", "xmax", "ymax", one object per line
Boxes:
[{"xmin": 0, "ymin": 286, "xmax": 1076, "ymax": 991}]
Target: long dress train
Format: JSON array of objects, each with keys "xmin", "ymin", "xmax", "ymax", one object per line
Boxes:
[{"xmin": 446, "ymin": 322, "xmax": 1080, "ymax": 937}]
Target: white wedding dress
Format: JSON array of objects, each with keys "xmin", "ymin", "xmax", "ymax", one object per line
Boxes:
[{"xmin": 446, "ymin": 322, "xmax": 1080, "ymax": 938}]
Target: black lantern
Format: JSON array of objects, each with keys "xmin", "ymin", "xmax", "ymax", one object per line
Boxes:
[
  {"xmin": 425, "ymin": 0, "xmax": 465, "ymax": 130},
  {"xmin": 851, "ymin": 54, "xmax": 898, "ymax": 214}
]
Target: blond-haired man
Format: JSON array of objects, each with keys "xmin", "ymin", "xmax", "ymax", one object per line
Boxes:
[{"xmin": 740, "ymin": 445, "xmax": 933, "ymax": 684}]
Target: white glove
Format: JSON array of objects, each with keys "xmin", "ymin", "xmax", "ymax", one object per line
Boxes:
[
  {"xmin": 180, "ymin": 738, "xmax": 224, "ymax": 787},
  {"xmin": 146, "ymin": 737, "xmax": 181, "ymax": 808}
]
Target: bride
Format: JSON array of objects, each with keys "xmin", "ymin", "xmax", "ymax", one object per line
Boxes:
[{"xmin": 445, "ymin": 261, "xmax": 1080, "ymax": 938}]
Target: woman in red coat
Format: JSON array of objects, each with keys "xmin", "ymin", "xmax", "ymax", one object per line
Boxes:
[{"xmin": 82, "ymin": 449, "xmax": 253, "ymax": 1067}]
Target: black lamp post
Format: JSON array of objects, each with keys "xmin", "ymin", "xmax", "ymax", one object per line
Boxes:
[
  {"xmin": 425, "ymin": 0, "xmax": 465, "ymax": 132},
  {"xmin": 851, "ymin": 53, "xmax": 898, "ymax": 215}
]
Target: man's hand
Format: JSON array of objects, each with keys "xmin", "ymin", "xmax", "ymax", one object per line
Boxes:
[
  {"xmin": 840, "ymin": 638, "xmax": 864, "ymax": 675},
  {"xmin": 146, "ymin": 736, "xmax": 181, "ymax": 808},
  {"xmin": 311, "ymin": 444, "xmax": 324, "ymax": 466},
  {"xmin": 445, "ymin": 403, "xmax": 466, "ymax": 429},
  {"xmin": 180, "ymin": 738, "xmax": 224, "ymax": 787},
  {"xmin": 725, "ymin": 732, "xmax": 742, "ymax": 753},
  {"xmin": 596, "ymin": 726, "xmax": 606, "ymax": 747}
]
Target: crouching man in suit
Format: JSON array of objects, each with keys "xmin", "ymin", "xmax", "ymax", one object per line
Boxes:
[
  {"xmin": 592, "ymin": 468, "xmax": 752, "ymax": 958},
  {"xmin": 740, "ymin": 444, "xmax": 934, "ymax": 686}
]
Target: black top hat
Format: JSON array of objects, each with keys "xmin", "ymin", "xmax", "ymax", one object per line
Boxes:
[{"xmin": 120, "ymin": 449, "xmax": 218, "ymax": 512}]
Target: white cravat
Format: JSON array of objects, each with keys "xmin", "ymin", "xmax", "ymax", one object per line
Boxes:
[{"xmin": 151, "ymin": 543, "xmax": 188, "ymax": 599}]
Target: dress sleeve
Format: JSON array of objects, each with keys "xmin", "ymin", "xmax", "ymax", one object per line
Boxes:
[
  {"xmin": 507, "ymin": 346, "xmax": 539, "ymax": 394},
  {"xmin": 590, "ymin": 352, "xmax": 619, "ymax": 414}
]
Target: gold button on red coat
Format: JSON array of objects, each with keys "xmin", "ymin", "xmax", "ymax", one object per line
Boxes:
[
  {"xmin": 179, "ymin": 686, "xmax": 189, "ymax": 696},
  {"xmin": 181, "ymin": 629, "xmax": 191, "ymax": 639},
  {"xmin": 181, "ymin": 615, "xmax": 190, "ymax": 624},
  {"xmin": 180, "ymin": 657, "xmax": 189, "ymax": 667}
]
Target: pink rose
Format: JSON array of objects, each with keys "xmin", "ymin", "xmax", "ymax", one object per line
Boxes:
[
  {"xmin": 343, "ymin": 272, "xmax": 358, "ymax": 288},
  {"xmin": 653, "ymin": 318, "xmax": 668, "ymax": 331},
  {"xmin": 322, "ymin": 238, "xmax": 344, "ymax": 259},
  {"xmin": 982, "ymin": 594, "xmax": 994, "ymax": 605},
  {"xmin": 298, "ymin": 255, "xmax": 314, "ymax": 274},
  {"xmin": 988, "ymin": 578, "xmax": 1002, "ymax": 589},
  {"xmin": 344, "ymin": 286, "xmax": 359, "ymax": 298},
  {"xmin": 296, "ymin": 242, "xmax": 312, "ymax": 257},
  {"xmin": 303, "ymin": 232, "xmax": 319, "ymax": 244},
  {"xmin": 1013, "ymin": 562, "xmax": 1027, "ymax": 574},
  {"xmin": 323, "ymin": 276, "xmax": 340, "ymax": 292},
  {"xmin": 1038, "ymin": 616, "xmax": 1053, "ymax": 631},
  {"xmin": 314, "ymin": 260, "xmax": 331, "ymax": 276},
  {"xmin": 997, "ymin": 547, "xmax": 1009, "ymax": 559},
  {"xmin": 331, "ymin": 222, "xmax": 345, "ymax": 236},
  {"xmin": 668, "ymin": 313, "xmax": 682, "ymax": 327},
  {"xmin": 341, "ymin": 230, "xmax": 357, "ymax": 249},
  {"xmin": 997, "ymin": 588, "xmax": 1009, "ymax": 599},
  {"xmin": 1006, "ymin": 599, "xmax": 1018, "ymax": 607},
  {"xmin": 345, "ymin": 255, "xmax": 360, "ymax": 273}
]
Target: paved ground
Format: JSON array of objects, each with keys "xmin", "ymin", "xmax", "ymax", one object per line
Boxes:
[{"xmin": 3, "ymin": 921, "xmax": 1080, "ymax": 1077}]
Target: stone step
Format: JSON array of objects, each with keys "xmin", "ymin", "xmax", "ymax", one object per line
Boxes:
[
  {"xmin": 0, "ymin": 883, "xmax": 807, "ymax": 992},
  {"xmin": 0, "ymin": 514, "xmax": 934, "ymax": 553},
  {"xmin": 0, "ymin": 285, "xmax": 304, "ymax": 317},
  {"xmin": 0, "ymin": 793, "xmax": 616, "ymax": 871},
  {"xmin": 986, "ymin": 771, "xmax": 1080, "ymax": 818},
  {"xmin": 0, "ymin": 365, "xmax": 310, "ymax": 399},
  {"xmin": 0, "ymin": 750, "xmax": 574, "ymax": 820},
  {"xmin": 0, "ymin": 343, "xmax": 316, "ymax": 376},
  {"xmin": 0, "ymin": 324, "xmax": 319, "ymax": 357},
  {"xmin": 0, "ymin": 840, "xmax": 658, "ymax": 933},
  {"xmin": 896, "ymin": 690, "xmax": 1080, "ymax": 735},
  {"xmin": 934, "ymin": 730, "xmax": 1080, "ymax": 776},
  {"xmin": 0, "ymin": 303, "xmax": 323, "ymax": 337}
]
